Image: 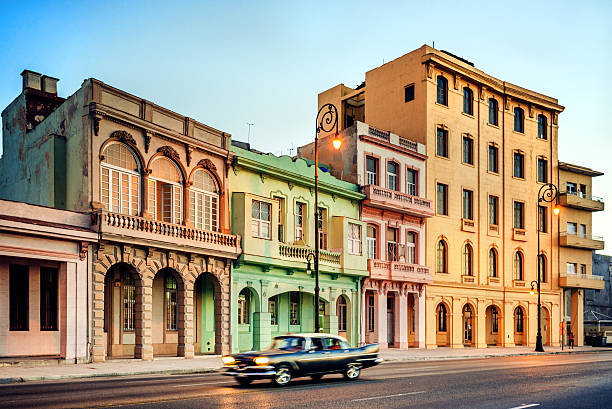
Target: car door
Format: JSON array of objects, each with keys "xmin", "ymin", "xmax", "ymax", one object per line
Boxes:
[
  {"xmin": 321, "ymin": 337, "xmax": 348, "ymax": 372},
  {"xmin": 296, "ymin": 336, "xmax": 327, "ymax": 375}
]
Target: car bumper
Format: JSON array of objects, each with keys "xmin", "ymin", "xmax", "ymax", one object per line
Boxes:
[
  {"xmin": 223, "ymin": 365, "xmax": 276, "ymax": 378},
  {"xmin": 357, "ymin": 357, "xmax": 383, "ymax": 368}
]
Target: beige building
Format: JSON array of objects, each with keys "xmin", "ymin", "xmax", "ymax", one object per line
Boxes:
[
  {"xmin": 317, "ymin": 45, "xmax": 568, "ymax": 348},
  {"xmin": 558, "ymin": 162, "xmax": 605, "ymax": 346}
]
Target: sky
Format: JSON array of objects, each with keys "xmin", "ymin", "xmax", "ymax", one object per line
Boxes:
[{"xmin": 0, "ymin": 0, "xmax": 611, "ymax": 247}]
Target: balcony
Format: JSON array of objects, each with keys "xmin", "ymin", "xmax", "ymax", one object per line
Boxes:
[
  {"xmin": 362, "ymin": 185, "xmax": 434, "ymax": 218},
  {"xmin": 559, "ymin": 191, "xmax": 604, "ymax": 212},
  {"xmin": 368, "ymin": 259, "xmax": 432, "ymax": 283},
  {"xmin": 559, "ymin": 273, "xmax": 605, "ymax": 290},
  {"xmin": 488, "ymin": 276, "xmax": 501, "ymax": 286},
  {"xmin": 461, "ymin": 275, "xmax": 476, "ymax": 284},
  {"xmin": 560, "ymin": 232, "xmax": 605, "ymax": 250},
  {"xmin": 279, "ymin": 243, "xmax": 341, "ymax": 268},
  {"xmin": 513, "ymin": 228, "xmax": 528, "ymax": 242},
  {"xmin": 97, "ymin": 210, "xmax": 242, "ymax": 258},
  {"xmin": 461, "ymin": 218, "xmax": 476, "ymax": 233}
]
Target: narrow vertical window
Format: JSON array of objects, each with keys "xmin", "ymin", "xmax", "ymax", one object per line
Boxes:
[
  {"xmin": 165, "ymin": 274, "xmax": 177, "ymax": 331},
  {"xmin": 437, "ymin": 183, "xmax": 448, "ymax": 215},
  {"xmin": 100, "ymin": 143, "xmax": 140, "ymax": 216},
  {"xmin": 539, "ymin": 255, "xmax": 547, "ymax": 283},
  {"xmin": 238, "ymin": 288, "xmax": 250, "ymax": 325},
  {"xmin": 404, "ymin": 84, "xmax": 415, "ymax": 102},
  {"xmin": 123, "ymin": 272, "xmax": 136, "ymax": 331},
  {"xmin": 387, "ymin": 162, "xmax": 398, "ymax": 191},
  {"xmin": 463, "ymin": 87, "xmax": 473, "ymax": 115},
  {"xmin": 538, "ymin": 206, "xmax": 547, "ymax": 233},
  {"xmin": 295, "ymin": 202, "xmax": 304, "ymax": 241},
  {"xmin": 150, "ymin": 157, "xmax": 182, "ymax": 224},
  {"xmin": 189, "ymin": 170, "xmax": 219, "ymax": 231},
  {"xmin": 274, "ymin": 196, "xmax": 285, "ymax": 242},
  {"xmin": 437, "ymin": 304, "xmax": 447, "ymax": 332},
  {"xmin": 436, "ymin": 128, "xmax": 448, "ymax": 158},
  {"xmin": 337, "ymin": 297, "xmax": 347, "ymax": 332},
  {"xmin": 537, "ymin": 158, "xmax": 548, "ymax": 183},
  {"xmin": 437, "ymin": 76, "xmax": 448, "ymax": 106},
  {"xmin": 366, "ymin": 225, "xmax": 377, "ymax": 259},
  {"xmin": 462, "ymin": 189, "xmax": 473, "ymax": 220},
  {"xmin": 366, "ymin": 156, "xmax": 378, "ymax": 185},
  {"xmin": 406, "ymin": 169, "xmax": 418, "ymax": 196},
  {"xmin": 348, "ymin": 223, "xmax": 362, "ymax": 255},
  {"xmin": 40, "ymin": 267, "xmax": 58, "ymax": 331},
  {"xmin": 318, "ymin": 207, "xmax": 327, "ymax": 250},
  {"xmin": 462, "ymin": 244, "xmax": 473, "ymax": 276},
  {"xmin": 513, "ymin": 152, "xmax": 525, "ymax": 178},
  {"xmin": 462, "ymin": 136, "xmax": 473, "ymax": 165},
  {"xmin": 513, "ymin": 252, "xmax": 524, "ymax": 281},
  {"xmin": 367, "ymin": 294, "xmax": 375, "ymax": 332},
  {"xmin": 9, "ymin": 264, "xmax": 29, "ymax": 331},
  {"xmin": 251, "ymin": 200, "xmax": 271, "ymax": 239},
  {"xmin": 492, "ymin": 308, "xmax": 499, "ymax": 333},
  {"xmin": 513, "ymin": 202, "xmax": 525, "ymax": 229},
  {"xmin": 538, "ymin": 114, "xmax": 547, "ymax": 139},
  {"xmin": 489, "ymin": 195, "xmax": 499, "ymax": 226},
  {"xmin": 436, "ymin": 240, "xmax": 447, "ymax": 273},
  {"xmin": 489, "ymin": 249, "xmax": 497, "ymax": 277},
  {"xmin": 268, "ymin": 296, "xmax": 278, "ymax": 325},
  {"xmin": 488, "ymin": 98, "xmax": 498, "ymax": 125},
  {"xmin": 515, "ymin": 308, "xmax": 524, "ymax": 333},
  {"xmin": 387, "ymin": 227, "xmax": 398, "ymax": 261},
  {"xmin": 289, "ymin": 291, "xmax": 300, "ymax": 325},
  {"xmin": 488, "ymin": 145, "xmax": 499, "ymax": 173},
  {"xmin": 406, "ymin": 231, "xmax": 417, "ymax": 264},
  {"xmin": 514, "ymin": 107, "xmax": 524, "ymax": 133}
]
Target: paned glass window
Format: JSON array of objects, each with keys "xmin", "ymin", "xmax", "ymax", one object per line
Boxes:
[
  {"xmin": 366, "ymin": 225, "xmax": 377, "ymax": 260},
  {"xmin": 238, "ymin": 289, "xmax": 250, "ymax": 325},
  {"xmin": 387, "ymin": 162, "xmax": 398, "ymax": 191},
  {"xmin": 436, "ymin": 128, "xmax": 448, "ymax": 157},
  {"xmin": 189, "ymin": 169, "xmax": 219, "ymax": 231},
  {"xmin": 515, "ymin": 308, "xmax": 524, "ymax": 333},
  {"xmin": 269, "ymin": 296, "xmax": 278, "ymax": 325},
  {"xmin": 289, "ymin": 291, "xmax": 300, "ymax": 325},
  {"xmin": 251, "ymin": 200, "xmax": 271, "ymax": 239},
  {"xmin": 123, "ymin": 273, "xmax": 136, "ymax": 331},
  {"xmin": 488, "ymin": 98, "xmax": 498, "ymax": 125},
  {"xmin": 101, "ymin": 143, "xmax": 140, "ymax": 215},
  {"xmin": 463, "ymin": 87, "xmax": 473, "ymax": 115},
  {"xmin": 539, "ymin": 206, "xmax": 547, "ymax": 233},
  {"xmin": 513, "ymin": 252, "xmax": 524, "ymax": 281},
  {"xmin": 367, "ymin": 294, "xmax": 375, "ymax": 332},
  {"xmin": 538, "ymin": 114, "xmax": 547, "ymax": 139},
  {"xmin": 513, "ymin": 152, "xmax": 525, "ymax": 178},
  {"xmin": 366, "ymin": 156, "xmax": 378, "ymax": 185},
  {"xmin": 406, "ymin": 231, "xmax": 416, "ymax": 264},
  {"xmin": 40, "ymin": 267, "xmax": 58, "ymax": 331},
  {"xmin": 437, "ymin": 304, "xmax": 447, "ymax": 332},
  {"xmin": 537, "ymin": 158, "xmax": 548, "ymax": 183},
  {"xmin": 165, "ymin": 274, "xmax": 178, "ymax": 331},
  {"xmin": 489, "ymin": 196, "xmax": 499, "ymax": 226},
  {"xmin": 436, "ymin": 240, "xmax": 447, "ymax": 273},
  {"xmin": 514, "ymin": 201, "xmax": 524, "ymax": 229},
  {"xmin": 489, "ymin": 249, "xmax": 497, "ymax": 277},
  {"xmin": 295, "ymin": 202, "xmax": 305, "ymax": 241},
  {"xmin": 318, "ymin": 207, "xmax": 327, "ymax": 250},
  {"xmin": 406, "ymin": 169, "xmax": 417, "ymax": 195},
  {"xmin": 348, "ymin": 223, "xmax": 362, "ymax": 255},
  {"xmin": 462, "ymin": 189, "xmax": 473, "ymax": 220},
  {"xmin": 337, "ymin": 297, "xmax": 347, "ymax": 332},
  {"xmin": 437, "ymin": 76, "xmax": 448, "ymax": 106},
  {"xmin": 149, "ymin": 157, "xmax": 182, "ymax": 224},
  {"xmin": 437, "ymin": 183, "xmax": 448, "ymax": 215},
  {"xmin": 488, "ymin": 145, "xmax": 498, "ymax": 173},
  {"xmin": 462, "ymin": 244, "xmax": 473, "ymax": 276},
  {"xmin": 9, "ymin": 264, "xmax": 29, "ymax": 331},
  {"xmin": 514, "ymin": 107, "xmax": 524, "ymax": 133},
  {"xmin": 463, "ymin": 136, "xmax": 473, "ymax": 165}
]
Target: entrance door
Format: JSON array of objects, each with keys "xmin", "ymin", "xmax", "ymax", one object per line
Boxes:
[
  {"xmin": 463, "ymin": 305, "xmax": 473, "ymax": 346},
  {"xmin": 387, "ymin": 295, "xmax": 395, "ymax": 347}
]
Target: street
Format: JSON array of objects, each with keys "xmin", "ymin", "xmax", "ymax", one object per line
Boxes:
[{"xmin": 1, "ymin": 352, "xmax": 611, "ymax": 409}]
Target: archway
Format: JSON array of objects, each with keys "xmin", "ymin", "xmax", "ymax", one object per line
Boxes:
[
  {"xmin": 364, "ymin": 290, "xmax": 377, "ymax": 345},
  {"xmin": 407, "ymin": 293, "xmax": 416, "ymax": 347},
  {"xmin": 194, "ymin": 273, "xmax": 220, "ymax": 354},
  {"xmin": 540, "ymin": 306, "xmax": 551, "ymax": 346},
  {"xmin": 337, "ymin": 294, "xmax": 351, "ymax": 343},
  {"xmin": 436, "ymin": 302, "xmax": 450, "ymax": 347},
  {"xmin": 514, "ymin": 306, "xmax": 526, "ymax": 346},
  {"xmin": 387, "ymin": 293, "xmax": 396, "ymax": 347},
  {"xmin": 104, "ymin": 263, "xmax": 141, "ymax": 358},
  {"xmin": 237, "ymin": 286, "xmax": 259, "ymax": 352},
  {"xmin": 462, "ymin": 304, "xmax": 474, "ymax": 346},
  {"xmin": 485, "ymin": 305, "xmax": 501, "ymax": 346},
  {"xmin": 152, "ymin": 268, "xmax": 184, "ymax": 356}
]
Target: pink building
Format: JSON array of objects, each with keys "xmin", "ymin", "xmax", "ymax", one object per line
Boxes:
[
  {"xmin": 300, "ymin": 121, "xmax": 433, "ymax": 348},
  {"xmin": 0, "ymin": 200, "xmax": 96, "ymax": 361}
]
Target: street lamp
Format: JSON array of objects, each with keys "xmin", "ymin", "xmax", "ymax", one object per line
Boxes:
[
  {"xmin": 311, "ymin": 103, "xmax": 341, "ymax": 333},
  {"xmin": 535, "ymin": 183, "xmax": 560, "ymax": 352}
]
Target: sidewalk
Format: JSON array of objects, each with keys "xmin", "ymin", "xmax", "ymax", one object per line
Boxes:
[{"xmin": 1, "ymin": 346, "xmax": 609, "ymax": 384}]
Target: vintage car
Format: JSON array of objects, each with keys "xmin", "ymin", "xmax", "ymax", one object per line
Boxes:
[{"xmin": 222, "ymin": 333, "xmax": 382, "ymax": 386}]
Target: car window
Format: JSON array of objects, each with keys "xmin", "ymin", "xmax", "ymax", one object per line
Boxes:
[
  {"xmin": 339, "ymin": 340, "xmax": 350, "ymax": 349},
  {"xmin": 310, "ymin": 337, "xmax": 324, "ymax": 351},
  {"xmin": 268, "ymin": 337, "xmax": 305, "ymax": 351},
  {"xmin": 323, "ymin": 338, "xmax": 342, "ymax": 350}
]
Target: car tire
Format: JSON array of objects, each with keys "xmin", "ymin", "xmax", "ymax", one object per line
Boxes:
[
  {"xmin": 236, "ymin": 377, "xmax": 252, "ymax": 387},
  {"xmin": 343, "ymin": 364, "xmax": 360, "ymax": 380},
  {"xmin": 310, "ymin": 374, "xmax": 323, "ymax": 381},
  {"xmin": 272, "ymin": 365, "xmax": 292, "ymax": 387}
]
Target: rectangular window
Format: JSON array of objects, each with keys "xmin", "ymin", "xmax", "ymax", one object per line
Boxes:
[
  {"xmin": 251, "ymin": 200, "xmax": 271, "ymax": 239},
  {"xmin": 567, "ymin": 222, "xmax": 577, "ymax": 235},
  {"xmin": 367, "ymin": 294, "xmax": 375, "ymax": 332},
  {"xmin": 9, "ymin": 264, "xmax": 29, "ymax": 331},
  {"xmin": 488, "ymin": 99, "xmax": 498, "ymax": 126},
  {"xmin": 537, "ymin": 158, "xmax": 548, "ymax": 183},
  {"xmin": 290, "ymin": 292, "xmax": 300, "ymax": 325},
  {"xmin": 462, "ymin": 137, "xmax": 473, "ymax": 165},
  {"xmin": 436, "ymin": 128, "xmax": 448, "ymax": 158},
  {"xmin": 406, "ymin": 232, "xmax": 416, "ymax": 264},
  {"xmin": 513, "ymin": 152, "xmax": 524, "ymax": 179},
  {"xmin": 366, "ymin": 225, "xmax": 377, "ymax": 259},
  {"xmin": 274, "ymin": 196, "xmax": 285, "ymax": 242},
  {"xmin": 539, "ymin": 206, "xmax": 547, "ymax": 233},
  {"xmin": 123, "ymin": 273, "xmax": 136, "ymax": 331},
  {"xmin": 462, "ymin": 189, "xmax": 473, "ymax": 220},
  {"xmin": 488, "ymin": 145, "xmax": 498, "ymax": 173},
  {"xmin": 295, "ymin": 202, "xmax": 305, "ymax": 241},
  {"xmin": 318, "ymin": 207, "xmax": 327, "ymax": 250},
  {"xmin": 165, "ymin": 275, "xmax": 178, "ymax": 331},
  {"xmin": 513, "ymin": 201, "xmax": 524, "ymax": 229},
  {"xmin": 366, "ymin": 156, "xmax": 378, "ymax": 185},
  {"xmin": 580, "ymin": 224, "xmax": 586, "ymax": 237},
  {"xmin": 406, "ymin": 169, "xmax": 417, "ymax": 196},
  {"xmin": 580, "ymin": 264, "xmax": 587, "ymax": 275},
  {"xmin": 387, "ymin": 162, "xmax": 398, "ymax": 191},
  {"xmin": 348, "ymin": 223, "xmax": 362, "ymax": 255},
  {"xmin": 566, "ymin": 263, "xmax": 577, "ymax": 275},
  {"xmin": 101, "ymin": 167, "xmax": 139, "ymax": 216},
  {"xmin": 40, "ymin": 267, "xmax": 58, "ymax": 331},
  {"xmin": 387, "ymin": 227, "xmax": 398, "ymax": 261},
  {"xmin": 489, "ymin": 195, "xmax": 499, "ymax": 226},
  {"xmin": 404, "ymin": 84, "xmax": 415, "ymax": 102},
  {"xmin": 566, "ymin": 182, "xmax": 577, "ymax": 195},
  {"xmin": 579, "ymin": 184, "xmax": 587, "ymax": 198},
  {"xmin": 437, "ymin": 183, "xmax": 448, "ymax": 215},
  {"xmin": 238, "ymin": 293, "xmax": 249, "ymax": 325},
  {"xmin": 269, "ymin": 296, "xmax": 277, "ymax": 325}
]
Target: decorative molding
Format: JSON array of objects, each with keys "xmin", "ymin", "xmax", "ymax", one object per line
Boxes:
[
  {"xmin": 479, "ymin": 86, "xmax": 485, "ymax": 101},
  {"xmin": 552, "ymin": 112, "xmax": 558, "ymax": 125},
  {"xmin": 144, "ymin": 130, "xmax": 152, "ymax": 153},
  {"xmin": 528, "ymin": 104, "xmax": 534, "ymax": 118},
  {"xmin": 453, "ymin": 74, "xmax": 460, "ymax": 90},
  {"xmin": 110, "ymin": 130, "xmax": 137, "ymax": 146},
  {"xmin": 259, "ymin": 173, "xmax": 266, "ymax": 183},
  {"xmin": 426, "ymin": 62, "xmax": 434, "ymax": 79},
  {"xmin": 287, "ymin": 182, "xmax": 294, "ymax": 191},
  {"xmin": 79, "ymin": 242, "xmax": 88, "ymax": 261},
  {"xmin": 157, "ymin": 145, "xmax": 180, "ymax": 161},
  {"xmin": 504, "ymin": 96, "xmax": 511, "ymax": 111},
  {"xmin": 197, "ymin": 158, "xmax": 217, "ymax": 172},
  {"xmin": 93, "ymin": 117, "xmax": 101, "ymax": 136},
  {"xmin": 186, "ymin": 144, "xmax": 194, "ymax": 166}
]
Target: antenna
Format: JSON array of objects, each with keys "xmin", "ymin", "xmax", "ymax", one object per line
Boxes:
[{"xmin": 246, "ymin": 122, "xmax": 254, "ymax": 144}]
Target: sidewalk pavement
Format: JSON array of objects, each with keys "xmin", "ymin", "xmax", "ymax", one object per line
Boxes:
[{"xmin": 1, "ymin": 346, "xmax": 609, "ymax": 384}]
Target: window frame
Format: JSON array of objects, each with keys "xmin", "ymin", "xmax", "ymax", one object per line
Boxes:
[
  {"xmin": 436, "ymin": 240, "xmax": 448, "ymax": 273},
  {"xmin": 189, "ymin": 169, "xmax": 219, "ymax": 232},
  {"xmin": 462, "ymin": 189, "xmax": 474, "ymax": 220},
  {"xmin": 462, "ymin": 243, "xmax": 473, "ymax": 276},
  {"xmin": 513, "ymin": 251, "xmax": 524, "ymax": 281},
  {"xmin": 462, "ymin": 135, "xmax": 474, "ymax": 165},
  {"xmin": 537, "ymin": 157, "xmax": 548, "ymax": 183},
  {"xmin": 348, "ymin": 223, "xmax": 362, "ymax": 255},
  {"xmin": 513, "ymin": 152, "xmax": 525, "ymax": 179},
  {"xmin": 366, "ymin": 224, "xmax": 378, "ymax": 260},
  {"xmin": 9, "ymin": 264, "xmax": 29, "ymax": 331},
  {"xmin": 489, "ymin": 248, "xmax": 498, "ymax": 278},
  {"xmin": 537, "ymin": 114, "xmax": 548, "ymax": 139},
  {"xmin": 406, "ymin": 167, "xmax": 418, "ymax": 196},
  {"xmin": 463, "ymin": 87, "xmax": 474, "ymax": 116},
  {"xmin": 40, "ymin": 266, "xmax": 58, "ymax": 331},
  {"xmin": 337, "ymin": 296, "xmax": 348, "ymax": 332},
  {"xmin": 251, "ymin": 200, "xmax": 272, "ymax": 239},
  {"xmin": 437, "ymin": 76, "xmax": 448, "ymax": 106},
  {"xmin": 437, "ymin": 183, "xmax": 448, "ymax": 216},
  {"xmin": 366, "ymin": 155, "xmax": 379, "ymax": 186},
  {"xmin": 437, "ymin": 303, "xmax": 448, "ymax": 332},
  {"xmin": 404, "ymin": 84, "xmax": 415, "ymax": 102},
  {"xmin": 387, "ymin": 161, "xmax": 399, "ymax": 191},
  {"xmin": 436, "ymin": 128, "xmax": 449, "ymax": 158},
  {"xmin": 489, "ymin": 195, "xmax": 499, "ymax": 226},
  {"xmin": 488, "ymin": 98, "xmax": 498, "ymax": 126},
  {"xmin": 513, "ymin": 201, "xmax": 525, "ymax": 229},
  {"xmin": 165, "ymin": 273, "xmax": 178, "ymax": 331},
  {"xmin": 488, "ymin": 145, "xmax": 499, "ymax": 174},
  {"xmin": 514, "ymin": 107, "xmax": 525, "ymax": 133},
  {"xmin": 100, "ymin": 142, "xmax": 141, "ymax": 217},
  {"xmin": 538, "ymin": 205, "xmax": 547, "ymax": 233}
]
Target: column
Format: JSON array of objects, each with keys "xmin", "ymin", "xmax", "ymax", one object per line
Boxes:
[
  {"xmin": 323, "ymin": 293, "xmax": 338, "ymax": 335},
  {"xmin": 135, "ymin": 276, "xmax": 154, "ymax": 360},
  {"xmin": 476, "ymin": 300, "xmax": 487, "ymax": 348},
  {"xmin": 253, "ymin": 312, "xmax": 271, "ymax": 351},
  {"xmin": 359, "ymin": 290, "xmax": 366, "ymax": 346},
  {"xmin": 178, "ymin": 280, "xmax": 195, "ymax": 358},
  {"xmin": 415, "ymin": 291, "xmax": 426, "ymax": 348},
  {"xmin": 397, "ymin": 291, "xmax": 409, "ymax": 349},
  {"xmin": 376, "ymin": 289, "xmax": 388, "ymax": 348},
  {"xmin": 503, "ymin": 302, "xmax": 515, "ymax": 347},
  {"xmin": 425, "ymin": 296, "xmax": 437, "ymax": 349},
  {"xmin": 451, "ymin": 298, "xmax": 463, "ymax": 348},
  {"xmin": 571, "ymin": 289, "xmax": 584, "ymax": 346},
  {"xmin": 91, "ymin": 262, "xmax": 107, "ymax": 362}
]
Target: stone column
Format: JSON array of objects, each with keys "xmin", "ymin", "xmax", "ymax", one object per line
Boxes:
[
  {"xmin": 570, "ymin": 289, "xmax": 584, "ymax": 346},
  {"xmin": 397, "ymin": 291, "xmax": 409, "ymax": 349},
  {"xmin": 178, "ymin": 280, "xmax": 195, "ymax": 358},
  {"xmin": 135, "ymin": 276, "xmax": 154, "ymax": 360},
  {"xmin": 217, "ymin": 265, "xmax": 231, "ymax": 355},
  {"xmin": 323, "ymin": 292, "xmax": 338, "ymax": 335},
  {"xmin": 359, "ymin": 289, "xmax": 366, "ymax": 346},
  {"xmin": 476, "ymin": 300, "xmax": 487, "ymax": 348},
  {"xmin": 253, "ymin": 312, "xmax": 272, "ymax": 350},
  {"xmin": 415, "ymin": 291, "xmax": 426, "ymax": 348},
  {"xmin": 503, "ymin": 301, "xmax": 515, "ymax": 347},
  {"xmin": 451, "ymin": 298, "xmax": 464, "ymax": 348},
  {"xmin": 91, "ymin": 262, "xmax": 107, "ymax": 362},
  {"xmin": 376, "ymin": 289, "xmax": 388, "ymax": 348},
  {"xmin": 425, "ymin": 296, "xmax": 437, "ymax": 349}
]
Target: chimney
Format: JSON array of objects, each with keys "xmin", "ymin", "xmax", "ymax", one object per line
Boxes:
[
  {"xmin": 21, "ymin": 70, "xmax": 42, "ymax": 91},
  {"xmin": 41, "ymin": 75, "xmax": 59, "ymax": 95}
]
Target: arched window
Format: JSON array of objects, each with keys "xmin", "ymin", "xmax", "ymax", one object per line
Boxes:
[
  {"xmin": 514, "ymin": 107, "xmax": 524, "ymax": 133},
  {"xmin": 189, "ymin": 169, "xmax": 219, "ymax": 231},
  {"xmin": 366, "ymin": 225, "xmax": 377, "ymax": 260},
  {"xmin": 489, "ymin": 248, "xmax": 498, "ymax": 278},
  {"xmin": 437, "ymin": 76, "xmax": 448, "ymax": 106},
  {"xmin": 238, "ymin": 288, "xmax": 251, "ymax": 325},
  {"xmin": 515, "ymin": 307, "xmax": 524, "ymax": 333},
  {"xmin": 337, "ymin": 296, "xmax": 347, "ymax": 332},
  {"xmin": 165, "ymin": 273, "xmax": 177, "ymax": 331},
  {"xmin": 463, "ymin": 87, "xmax": 473, "ymax": 115},
  {"xmin": 513, "ymin": 251, "xmax": 524, "ymax": 281},
  {"xmin": 406, "ymin": 231, "xmax": 417, "ymax": 264},
  {"xmin": 539, "ymin": 254, "xmax": 547, "ymax": 283},
  {"xmin": 492, "ymin": 307, "xmax": 499, "ymax": 333},
  {"xmin": 149, "ymin": 157, "xmax": 183, "ymax": 224},
  {"xmin": 437, "ymin": 303, "xmax": 447, "ymax": 332},
  {"xmin": 488, "ymin": 98, "xmax": 498, "ymax": 126},
  {"xmin": 101, "ymin": 143, "xmax": 140, "ymax": 215},
  {"xmin": 436, "ymin": 240, "xmax": 447, "ymax": 273},
  {"xmin": 538, "ymin": 114, "xmax": 547, "ymax": 139},
  {"xmin": 462, "ymin": 243, "xmax": 473, "ymax": 276}
]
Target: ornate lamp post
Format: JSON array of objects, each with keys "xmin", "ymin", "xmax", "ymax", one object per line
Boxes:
[
  {"xmin": 535, "ymin": 183, "xmax": 560, "ymax": 352},
  {"xmin": 306, "ymin": 104, "xmax": 342, "ymax": 333}
]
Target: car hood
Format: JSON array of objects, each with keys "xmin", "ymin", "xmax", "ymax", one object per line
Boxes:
[{"xmin": 233, "ymin": 350, "xmax": 297, "ymax": 359}]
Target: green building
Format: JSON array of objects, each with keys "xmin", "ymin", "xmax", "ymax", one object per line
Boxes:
[{"xmin": 229, "ymin": 142, "xmax": 367, "ymax": 352}]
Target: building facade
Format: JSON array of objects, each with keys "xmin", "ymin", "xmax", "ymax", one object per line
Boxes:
[
  {"xmin": 299, "ymin": 122, "xmax": 433, "ymax": 348},
  {"xmin": 0, "ymin": 200, "xmax": 96, "ymax": 361},
  {"xmin": 558, "ymin": 162, "xmax": 605, "ymax": 345},
  {"xmin": 584, "ymin": 253, "xmax": 612, "ymax": 335},
  {"xmin": 317, "ymin": 45, "xmax": 566, "ymax": 348},
  {"xmin": 0, "ymin": 71, "xmax": 241, "ymax": 361},
  {"xmin": 229, "ymin": 141, "xmax": 367, "ymax": 352}
]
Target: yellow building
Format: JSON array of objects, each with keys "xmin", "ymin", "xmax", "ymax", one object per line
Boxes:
[
  {"xmin": 317, "ymin": 45, "xmax": 568, "ymax": 348},
  {"xmin": 558, "ymin": 162, "xmax": 605, "ymax": 346}
]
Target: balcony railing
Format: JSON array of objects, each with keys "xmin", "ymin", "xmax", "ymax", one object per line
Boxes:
[
  {"xmin": 368, "ymin": 259, "xmax": 432, "ymax": 283},
  {"xmin": 562, "ymin": 191, "xmax": 603, "ymax": 203},
  {"xmin": 363, "ymin": 185, "xmax": 434, "ymax": 217},
  {"xmin": 560, "ymin": 272, "xmax": 603, "ymax": 281},
  {"xmin": 368, "ymin": 125, "xmax": 390, "ymax": 141},
  {"xmin": 559, "ymin": 272, "xmax": 605, "ymax": 289},
  {"xmin": 279, "ymin": 243, "xmax": 341, "ymax": 265},
  {"xmin": 559, "ymin": 191, "xmax": 604, "ymax": 212},
  {"xmin": 560, "ymin": 231, "xmax": 605, "ymax": 250},
  {"xmin": 98, "ymin": 210, "xmax": 242, "ymax": 257}
]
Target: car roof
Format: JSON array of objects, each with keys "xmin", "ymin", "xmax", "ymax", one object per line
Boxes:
[{"xmin": 276, "ymin": 333, "xmax": 349, "ymax": 342}]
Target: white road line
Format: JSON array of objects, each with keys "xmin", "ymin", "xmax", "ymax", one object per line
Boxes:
[
  {"xmin": 352, "ymin": 391, "xmax": 426, "ymax": 401},
  {"xmin": 508, "ymin": 404, "xmax": 540, "ymax": 409},
  {"xmin": 172, "ymin": 381, "xmax": 233, "ymax": 387}
]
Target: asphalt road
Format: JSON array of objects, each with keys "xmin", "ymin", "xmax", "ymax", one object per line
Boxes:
[{"xmin": 1, "ymin": 352, "xmax": 611, "ymax": 409}]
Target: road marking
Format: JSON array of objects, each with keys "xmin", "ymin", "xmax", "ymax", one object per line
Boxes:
[
  {"xmin": 172, "ymin": 381, "xmax": 233, "ymax": 387},
  {"xmin": 508, "ymin": 404, "xmax": 540, "ymax": 409},
  {"xmin": 352, "ymin": 391, "xmax": 426, "ymax": 401},
  {"xmin": 542, "ymin": 372, "xmax": 578, "ymax": 378}
]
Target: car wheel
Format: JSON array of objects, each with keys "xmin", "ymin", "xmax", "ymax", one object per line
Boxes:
[
  {"xmin": 236, "ymin": 377, "xmax": 252, "ymax": 387},
  {"xmin": 310, "ymin": 374, "xmax": 323, "ymax": 381},
  {"xmin": 272, "ymin": 365, "xmax": 292, "ymax": 386},
  {"xmin": 344, "ymin": 364, "xmax": 360, "ymax": 380}
]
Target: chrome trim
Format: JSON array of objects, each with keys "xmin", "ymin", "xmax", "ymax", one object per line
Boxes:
[{"xmin": 224, "ymin": 371, "xmax": 276, "ymax": 377}]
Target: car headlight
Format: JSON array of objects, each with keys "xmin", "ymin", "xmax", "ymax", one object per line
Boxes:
[
  {"xmin": 222, "ymin": 356, "xmax": 236, "ymax": 365},
  {"xmin": 254, "ymin": 356, "xmax": 270, "ymax": 366}
]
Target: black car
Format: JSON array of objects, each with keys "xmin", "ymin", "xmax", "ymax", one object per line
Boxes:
[{"xmin": 222, "ymin": 333, "xmax": 382, "ymax": 386}]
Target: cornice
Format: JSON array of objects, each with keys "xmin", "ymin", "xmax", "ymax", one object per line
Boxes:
[{"xmin": 358, "ymin": 135, "xmax": 427, "ymax": 160}]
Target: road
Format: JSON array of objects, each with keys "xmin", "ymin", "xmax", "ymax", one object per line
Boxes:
[{"xmin": 1, "ymin": 353, "xmax": 611, "ymax": 409}]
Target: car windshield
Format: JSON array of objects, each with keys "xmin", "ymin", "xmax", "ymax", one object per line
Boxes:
[{"xmin": 267, "ymin": 337, "xmax": 305, "ymax": 351}]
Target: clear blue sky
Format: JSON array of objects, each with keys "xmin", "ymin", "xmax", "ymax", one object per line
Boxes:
[{"xmin": 1, "ymin": 0, "xmax": 610, "ymax": 246}]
